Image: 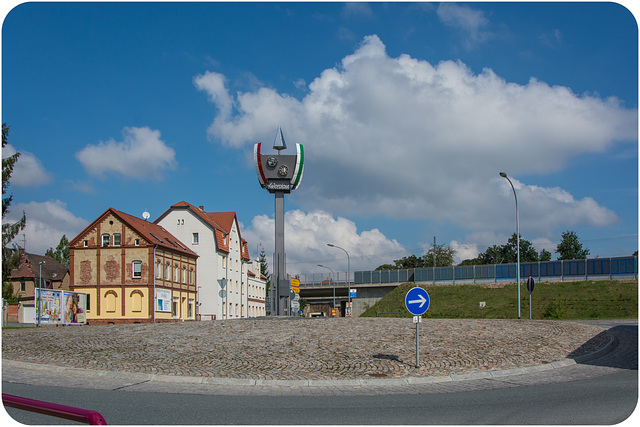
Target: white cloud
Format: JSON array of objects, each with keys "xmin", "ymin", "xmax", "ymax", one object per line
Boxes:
[
  {"xmin": 2, "ymin": 144, "xmax": 53, "ymax": 187},
  {"xmin": 436, "ymin": 3, "xmax": 492, "ymax": 47},
  {"xmin": 241, "ymin": 209, "xmax": 407, "ymax": 275},
  {"xmin": 4, "ymin": 200, "xmax": 89, "ymax": 255},
  {"xmin": 75, "ymin": 127, "xmax": 176, "ymax": 180},
  {"xmin": 197, "ymin": 34, "xmax": 635, "ymax": 245}
]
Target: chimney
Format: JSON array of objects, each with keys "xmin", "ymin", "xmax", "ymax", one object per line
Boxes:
[{"xmin": 199, "ymin": 206, "xmax": 204, "ymax": 211}]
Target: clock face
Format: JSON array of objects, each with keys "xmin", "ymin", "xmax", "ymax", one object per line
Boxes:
[
  {"xmin": 278, "ymin": 165, "xmax": 289, "ymax": 176},
  {"xmin": 267, "ymin": 156, "xmax": 278, "ymax": 168}
]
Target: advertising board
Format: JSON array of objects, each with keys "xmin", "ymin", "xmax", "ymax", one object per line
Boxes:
[
  {"xmin": 35, "ymin": 289, "xmax": 87, "ymax": 325},
  {"xmin": 156, "ymin": 288, "xmax": 171, "ymax": 312}
]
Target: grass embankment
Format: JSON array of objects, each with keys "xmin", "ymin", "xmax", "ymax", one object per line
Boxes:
[{"xmin": 361, "ymin": 279, "xmax": 638, "ymax": 320}]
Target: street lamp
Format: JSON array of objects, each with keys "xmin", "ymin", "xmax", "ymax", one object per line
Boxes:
[
  {"xmin": 317, "ymin": 264, "xmax": 336, "ymax": 310},
  {"xmin": 327, "ymin": 243, "xmax": 351, "ymax": 317},
  {"xmin": 38, "ymin": 261, "xmax": 45, "ymax": 327},
  {"xmin": 500, "ymin": 172, "xmax": 521, "ymax": 319}
]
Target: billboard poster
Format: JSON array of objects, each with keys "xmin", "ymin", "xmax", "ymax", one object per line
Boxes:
[
  {"xmin": 156, "ymin": 288, "xmax": 171, "ymax": 312},
  {"xmin": 35, "ymin": 289, "xmax": 87, "ymax": 325}
]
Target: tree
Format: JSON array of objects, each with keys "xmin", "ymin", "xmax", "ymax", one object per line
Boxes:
[
  {"xmin": 556, "ymin": 230, "xmax": 590, "ymax": 260},
  {"xmin": 423, "ymin": 243, "xmax": 456, "ymax": 267},
  {"xmin": 258, "ymin": 247, "xmax": 270, "ymax": 298},
  {"xmin": 46, "ymin": 235, "xmax": 70, "ymax": 268},
  {"xmin": 2, "ymin": 123, "xmax": 26, "ymax": 300},
  {"xmin": 375, "ymin": 244, "xmax": 457, "ymax": 270},
  {"xmin": 461, "ymin": 234, "xmax": 540, "ymax": 265},
  {"xmin": 2, "ymin": 123, "xmax": 26, "ymax": 247},
  {"xmin": 539, "ymin": 249, "xmax": 552, "ymax": 261}
]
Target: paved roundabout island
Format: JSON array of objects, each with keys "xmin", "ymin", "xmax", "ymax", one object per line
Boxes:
[{"xmin": 2, "ymin": 318, "xmax": 616, "ymax": 384}]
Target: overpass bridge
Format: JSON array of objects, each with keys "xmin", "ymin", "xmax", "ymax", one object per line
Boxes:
[{"xmin": 298, "ymin": 256, "xmax": 637, "ymax": 317}]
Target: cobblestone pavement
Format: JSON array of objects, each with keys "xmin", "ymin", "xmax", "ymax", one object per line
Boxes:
[{"xmin": 2, "ymin": 318, "xmax": 636, "ymax": 396}]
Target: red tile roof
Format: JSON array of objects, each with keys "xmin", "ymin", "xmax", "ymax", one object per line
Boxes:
[
  {"xmin": 9, "ymin": 250, "xmax": 68, "ymax": 281},
  {"xmin": 69, "ymin": 208, "xmax": 198, "ymax": 258},
  {"xmin": 157, "ymin": 201, "xmax": 251, "ymax": 260}
]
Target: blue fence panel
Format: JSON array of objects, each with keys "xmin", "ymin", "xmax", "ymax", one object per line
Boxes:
[
  {"xmin": 563, "ymin": 260, "xmax": 585, "ymax": 276},
  {"xmin": 351, "ymin": 256, "xmax": 636, "ymax": 286},
  {"xmin": 612, "ymin": 257, "xmax": 637, "ymax": 275},
  {"xmin": 380, "ymin": 270, "xmax": 389, "ymax": 283}
]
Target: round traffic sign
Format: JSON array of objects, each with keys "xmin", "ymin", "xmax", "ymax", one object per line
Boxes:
[
  {"xmin": 527, "ymin": 277, "xmax": 535, "ymax": 293},
  {"xmin": 405, "ymin": 287, "xmax": 430, "ymax": 316}
]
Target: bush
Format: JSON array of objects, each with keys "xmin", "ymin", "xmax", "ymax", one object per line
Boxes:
[{"xmin": 543, "ymin": 298, "xmax": 566, "ymax": 319}]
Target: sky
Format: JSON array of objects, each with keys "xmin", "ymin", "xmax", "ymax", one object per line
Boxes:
[{"xmin": 2, "ymin": 1, "xmax": 638, "ymax": 277}]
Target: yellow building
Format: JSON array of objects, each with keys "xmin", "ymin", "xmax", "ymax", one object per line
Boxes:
[{"xmin": 69, "ymin": 208, "xmax": 198, "ymax": 325}]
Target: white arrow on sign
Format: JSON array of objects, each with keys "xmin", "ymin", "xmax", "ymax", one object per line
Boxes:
[{"xmin": 408, "ymin": 294, "xmax": 427, "ymax": 308}]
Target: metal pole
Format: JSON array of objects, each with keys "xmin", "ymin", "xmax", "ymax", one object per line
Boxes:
[
  {"xmin": 327, "ymin": 244, "xmax": 350, "ymax": 317},
  {"xmin": 275, "ymin": 191, "xmax": 286, "ymax": 316},
  {"xmin": 500, "ymin": 172, "xmax": 521, "ymax": 319},
  {"xmin": 416, "ymin": 321, "xmax": 420, "ymax": 368},
  {"xmin": 318, "ymin": 264, "xmax": 336, "ymax": 311},
  {"xmin": 38, "ymin": 261, "xmax": 45, "ymax": 327}
]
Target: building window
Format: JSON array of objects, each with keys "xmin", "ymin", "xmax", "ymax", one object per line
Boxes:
[
  {"xmin": 192, "ymin": 233, "xmax": 199, "ymax": 245},
  {"xmin": 132, "ymin": 260, "xmax": 142, "ymax": 278},
  {"xmin": 83, "ymin": 240, "xmax": 88, "ymax": 247},
  {"xmin": 156, "ymin": 261, "xmax": 161, "ymax": 279},
  {"xmin": 113, "ymin": 233, "xmax": 121, "ymax": 246},
  {"xmin": 174, "ymin": 265, "xmax": 178, "ymax": 283},
  {"xmin": 189, "ymin": 269, "xmax": 194, "ymax": 285},
  {"xmin": 166, "ymin": 263, "xmax": 170, "ymax": 281},
  {"xmin": 20, "ymin": 281, "xmax": 25, "ymax": 292},
  {"xmin": 102, "ymin": 234, "xmax": 110, "ymax": 247},
  {"xmin": 172, "ymin": 297, "xmax": 178, "ymax": 318},
  {"xmin": 182, "ymin": 267, "xmax": 186, "ymax": 284},
  {"xmin": 188, "ymin": 299, "xmax": 194, "ymax": 318},
  {"xmin": 134, "ymin": 239, "xmax": 140, "ymax": 246}
]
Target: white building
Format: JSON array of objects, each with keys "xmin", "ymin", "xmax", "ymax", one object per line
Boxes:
[{"xmin": 155, "ymin": 201, "xmax": 265, "ymax": 320}]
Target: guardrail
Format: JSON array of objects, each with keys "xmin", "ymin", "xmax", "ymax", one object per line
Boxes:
[{"xmin": 3, "ymin": 394, "xmax": 107, "ymax": 425}]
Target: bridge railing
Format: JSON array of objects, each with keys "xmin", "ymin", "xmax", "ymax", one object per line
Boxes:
[{"xmin": 298, "ymin": 256, "xmax": 637, "ymax": 287}]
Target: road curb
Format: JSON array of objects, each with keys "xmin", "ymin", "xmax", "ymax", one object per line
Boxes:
[{"xmin": 1, "ymin": 357, "xmax": 582, "ymax": 388}]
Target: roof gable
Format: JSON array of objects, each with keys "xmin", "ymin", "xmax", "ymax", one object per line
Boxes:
[
  {"xmin": 69, "ymin": 208, "xmax": 197, "ymax": 257},
  {"xmin": 157, "ymin": 202, "xmax": 250, "ymax": 260},
  {"xmin": 9, "ymin": 251, "xmax": 68, "ymax": 281}
]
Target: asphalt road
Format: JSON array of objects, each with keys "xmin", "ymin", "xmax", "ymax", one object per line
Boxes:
[{"xmin": 2, "ymin": 369, "xmax": 637, "ymax": 424}]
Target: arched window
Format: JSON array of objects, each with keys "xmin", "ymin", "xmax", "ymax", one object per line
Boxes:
[
  {"xmin": 105, "ymin": 290, "xmax": 117, "ymax": 313},
  {"xmin": 130, "ymin": 290, "xmax": 143, "ymax": 312}
]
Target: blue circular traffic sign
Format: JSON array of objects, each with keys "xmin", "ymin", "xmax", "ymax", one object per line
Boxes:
[{"xmin": 405, "ymin": 287, "xmax": 430, "ymax": 316}]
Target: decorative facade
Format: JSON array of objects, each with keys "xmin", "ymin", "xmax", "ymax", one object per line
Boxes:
[{"xmin": 68, "ymin": 208, "xmax": 198, "ymax": 324}]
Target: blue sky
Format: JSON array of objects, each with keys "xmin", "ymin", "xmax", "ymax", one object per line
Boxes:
[{"xmin": 2, "ymin": 1, "xmax": 638, "ymax": 275}]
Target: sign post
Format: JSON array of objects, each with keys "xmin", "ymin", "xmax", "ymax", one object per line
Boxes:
[
  {"xmin": 254, "ymin": 128, "xmax": 304, "ymax": 315},
  {"xmin": 405, "ymin": 287, "xmax": 430, "ymax": 368},
  {"xmin": 527, "ymin": 276, "xmax": 535, "ymax": 320}
]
